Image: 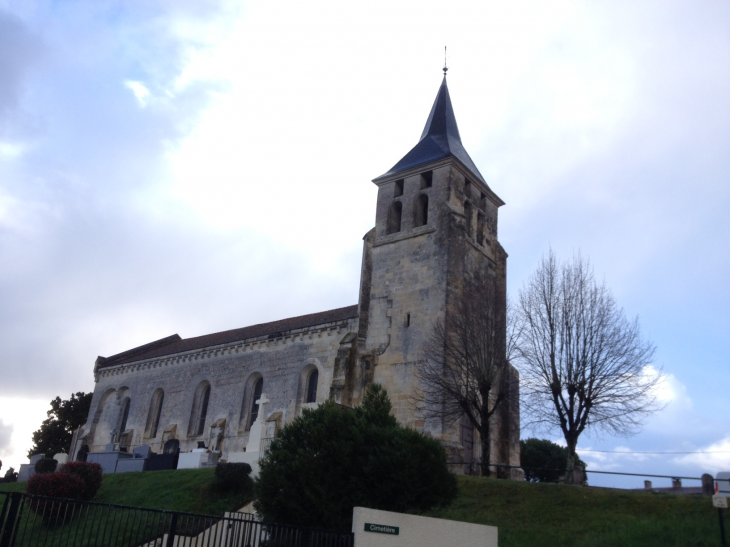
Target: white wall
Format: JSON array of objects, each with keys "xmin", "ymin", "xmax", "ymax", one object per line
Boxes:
[{"xmin": 352, "ymin": 507, "xmax": 498, "ymax": 547}]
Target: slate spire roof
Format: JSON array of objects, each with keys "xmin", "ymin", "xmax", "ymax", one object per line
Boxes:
[{"xmin": 375, "ymin": 76, "xmax": 487, "ymax": 184}]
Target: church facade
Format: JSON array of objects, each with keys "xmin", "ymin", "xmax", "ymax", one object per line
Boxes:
[{"xmin": 73, "ymin": 77, "xmax": 521, "ymax": 475}]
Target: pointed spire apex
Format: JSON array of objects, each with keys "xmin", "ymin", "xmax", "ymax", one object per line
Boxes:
[{"xmin": 374, "ymin": 75, "xmax": 487, "ymax": 185}]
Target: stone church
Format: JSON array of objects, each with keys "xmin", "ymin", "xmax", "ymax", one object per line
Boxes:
[{"xmin": 72, "ymin": 76, "xmax": 521, "ymax": 475}]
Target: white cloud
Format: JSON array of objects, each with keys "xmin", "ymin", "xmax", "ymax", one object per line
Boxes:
[
  {"xmin": 0, "ymin": 397, "xmax": 48, "ymax": 471},
  {"xmin": 124, "ymin": 80, "xmax": 150, "ymax": 107},
  {"xmin": 0, "ymin": 142, "xmax": 25, "ymax": 157},
  {"xmin": 0, "ymin": 418, "xmax": 13, "ymax": 457},
  {"xmin": 675, "ymin": 438, "xmax": 730, "ymax": 474}
]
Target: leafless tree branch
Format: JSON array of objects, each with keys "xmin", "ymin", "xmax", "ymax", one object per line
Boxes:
[
  {"xmin": 516, "ymin": 250, "xmax": 663, "ymax": 482},
  {"xmin": 413, "ymin": 274, "xmax": 516, "ymax": 477}
]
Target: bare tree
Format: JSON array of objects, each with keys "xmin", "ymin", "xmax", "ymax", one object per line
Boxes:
[
  {"xmin": 415, "ymin": 275, "xmax": 518, "ymax": 477},
  {"xmin": 517, "ymin": 250, "xmax": 661, "ymax": 483}
]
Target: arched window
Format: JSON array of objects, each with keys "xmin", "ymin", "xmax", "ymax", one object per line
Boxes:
[
  {"xmin": 145, "ymin": 389, "xmax": 165, "ymax": 439},
  {"xmin": 464, "ymin": 201, "xmax": 473, "ymax": 236},
  {"xmin": 197, "ymin": 386, "xmax": 210, "ymax": 436},
  {"xmin": 188, "ymin": 381, "xmax": 211, "ymax": 436},
  {"xmin": 387, "ymin": 201, "xmax": 403, "ymax": 234},
  {"xmin": 249, "ymin": 378, "xmax": 264, "ymax": 425},
  {"xmin": 414, "ymin": 194, "xmax": 429, "ymax": 227},
  {"xmin": 476, "ymin": 212, "xmax": 485, "ymax": 245},
  {"xmin": 117, "ymin": 398, "xmax": 131, "ymax": 440},
  {"xmin": 305, "ymin": 369, "xmax": 319, "ymax": 403}
]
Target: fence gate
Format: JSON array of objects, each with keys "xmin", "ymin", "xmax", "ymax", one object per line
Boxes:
[{"xmin": 0, "ymin": 491, "xmax": 353, "ymax": 547}]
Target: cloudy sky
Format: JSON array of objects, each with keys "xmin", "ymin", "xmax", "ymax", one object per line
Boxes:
[{"xmin": 1, "ymin": 0, "xmax": 728, "ymax": 487}]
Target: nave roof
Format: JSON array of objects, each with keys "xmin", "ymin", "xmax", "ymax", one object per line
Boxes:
[{"xmin": 95, "ymin": 304, "xmax": 359, "ymax": 370}]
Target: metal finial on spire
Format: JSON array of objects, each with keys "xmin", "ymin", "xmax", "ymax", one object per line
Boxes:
[{"xmin": 443, "ymin": 46, "xmax": 448, "ymax": 76}]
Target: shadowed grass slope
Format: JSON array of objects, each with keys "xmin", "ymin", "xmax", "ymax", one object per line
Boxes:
[{"xmin": 1, "ymin": 469, "xmax": 249, "ymax": 515}]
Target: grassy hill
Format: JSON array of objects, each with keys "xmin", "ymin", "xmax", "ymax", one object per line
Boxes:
[
  {"xmin": 0, "ymin": 468, "xmax": 250, "ymax": 515},
  {"xmin": 428, "ymin": 476, "xmax": 720, "ymax": 547},
  {"xmin": 3, "ymin": 471, "xmax": 723, "ymax": 546}
]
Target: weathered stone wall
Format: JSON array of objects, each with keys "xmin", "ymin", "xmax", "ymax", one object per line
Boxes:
[
  {"xmin": 82, "ymin": 317, "xmax": 358, "ymax": 459},
  {"xmin": 363, "ymin": 157, "xmax": 519, "ymax": 472},
  {"xmin": 364, "ymin": 163, "xmax": 452, "ymax": 435},
  {"xmin": 80, "ymin": 153, "xmax": 520, "ymax": 476}
]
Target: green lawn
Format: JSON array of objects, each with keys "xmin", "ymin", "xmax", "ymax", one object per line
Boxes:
[
  {"xmin": 1, "ymin": 468, "xmax": 249, "ymax": 515},
  {"xmin": 3, "ymin": 471, "xmax": 725, "ymax": 546},
  {"xmin": 427, "ymin": 476, "xmax": 723, "ymax": 547}
]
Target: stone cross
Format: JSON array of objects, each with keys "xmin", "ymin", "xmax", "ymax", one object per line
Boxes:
[
  {"xmin": 255, "ymin": 394, "xmax": 270, "ymax": 424},
  {"xmin": 211, "ymin": 425, "xmax": 223, "ymax": 439}
]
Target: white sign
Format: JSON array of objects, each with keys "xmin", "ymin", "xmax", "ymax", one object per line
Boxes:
[{"xmin": 713, "ymin": 495, "xmax": 728, "ymax": 509}]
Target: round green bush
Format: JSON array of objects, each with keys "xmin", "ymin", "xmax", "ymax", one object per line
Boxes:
[
  {"xmin": 520, "ymin": 438, "xmax": 588, "ymax": 482},
  {"xmin": 34, "ymin": 458, "xmax": 58, "ymax": 474},
  {"xmin": 254, "ymin": 384, "xmax": 457, "ymax": 530},
  {"xmin": 214, "ymin": 462, "xmax": 253, "ymax": 494}
]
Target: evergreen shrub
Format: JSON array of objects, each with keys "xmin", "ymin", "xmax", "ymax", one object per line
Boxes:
[
  {"xmin": 34, "ymin": 458, "xmax": 58, "ymax": 474},
  {"xmin": 1, "ymin": 467, "xmax": 18, "ymax": 483},
  {"xmin": 520, "ymin": 438, "xmax": 588, "ymax": 482},
  {"xmin": 213, "ymin": 462, "xmax": 254, "ymax": 495},
  {"xmin": 58, "ymin": 462, "xmax": 103, "ymax": 500},
  {"xmin": 254, "ymin": 384, "xmax": 457, "ymax": 530}
]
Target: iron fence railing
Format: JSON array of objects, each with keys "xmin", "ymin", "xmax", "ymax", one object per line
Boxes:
[{"xmin": 0, "ymin": 491, "xmax": 353, "ymax": 547}]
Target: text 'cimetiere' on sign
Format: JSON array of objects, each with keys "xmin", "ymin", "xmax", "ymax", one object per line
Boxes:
[{"xmin": 364, "ymin": 523, "xmax": 400, "ymax": 535}]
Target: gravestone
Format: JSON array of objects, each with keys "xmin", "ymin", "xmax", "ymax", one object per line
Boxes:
[
  {"xmin": 163, "ymin": 439, "xmax": 180, "ymax": 455},
  {"xmin": 147, "ymin": 439, "xmax": 179, "ymax": 471},
  {"xmin": 53, "ymin": 453, "xmax": 68, "ymax": 466},
  {"xmin": 178, "ymin": 449, "xmax": 219, "ymax": 470},
  {"xmin": 133, "ymin": 445, "xmax": 152, "ymax": 459},
  {"xmin": 702, "ymin": 474, "xmax": 714, "ymax": 496},
  {"xmin": 86, "ymin": 442, "xmax": 133, "ymax": 474},
  {"xmin": 115, "ymin": 444, "xmax": 154, "ymax": 473},
  {"xmin": 17, "ymin": 454, "xmax": 44, "ymax": 482}
]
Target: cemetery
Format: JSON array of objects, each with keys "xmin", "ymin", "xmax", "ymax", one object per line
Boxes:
[{"xmin": 3, "ymin": 464, "xmax": 727, "ymax": 547}]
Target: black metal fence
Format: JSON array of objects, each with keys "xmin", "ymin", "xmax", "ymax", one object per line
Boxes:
[{"xmin": 0, "ymin": 491, "xmax": 353, "ymax": 547}]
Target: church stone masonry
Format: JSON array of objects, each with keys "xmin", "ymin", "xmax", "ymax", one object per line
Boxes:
[{"xmin": 75, "ymin": 76, "xmax": 521, "ymax": 476}]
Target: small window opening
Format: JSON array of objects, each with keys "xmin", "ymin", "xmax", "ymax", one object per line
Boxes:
[
  {"xmin": 414, "ymin": 194, "xmax": 429, "ymax": 227},
  {"xmin": 405, "ymin": 313, "xmax": 411, "ymax": 327},
  {"xmin": 420, "ymin": 171, "xmax": 433, "ymax": 189},
  {"xmin": 480, "ymin": 192, "xmax": 487, "ymax": 211},
  {"xmin": 477, "ymin": 212, "xmax": 485, "ymax": 245},
  {"xmin": 305, "ymin": 369, "xmax": 319, "ymax": 403},
  {"xmin": 464, "ymin": 179, "xmax": 472, "ymax": 200},
  {"xmin": 387, "ymin": 201, "xmax": 403, "ymax": 234},
  {"xmin": 394, "ymin": 179, "xmax": 404, "ymax": 197},
  {"xmin": 464, "ymin": 201, "xmax": 474, "ymax": 236},
  {"xmin": 250, "ymin": 378, "xmax": 264, "ymax": 425}
]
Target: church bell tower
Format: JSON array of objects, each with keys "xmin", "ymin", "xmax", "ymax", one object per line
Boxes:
[{"xmin": 348, "ymin": 74, "xmax": 519, "ymax": 470}]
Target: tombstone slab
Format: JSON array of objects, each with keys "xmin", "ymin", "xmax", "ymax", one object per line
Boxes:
[
  {"xmin": 177, "ymin": 450, "xmax": 219, "ymax": 470},
  {"xmin": 86, "ymin": 450, "xmax": 133, "ymax": 474},
  {"xmin": 17, "ymin": 464, "xmax": 35, "ymax": 483}
]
